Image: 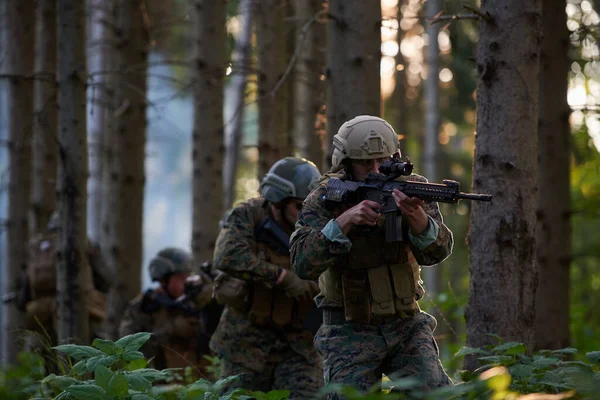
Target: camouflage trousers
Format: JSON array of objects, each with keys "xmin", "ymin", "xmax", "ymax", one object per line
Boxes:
[
  {"xmin": 220, "ymin": 345, "xmax": 323, "ymax": 400},
  {"xmin": 314, "ymin": 310, "xmax": 452, "ymax": 399}
]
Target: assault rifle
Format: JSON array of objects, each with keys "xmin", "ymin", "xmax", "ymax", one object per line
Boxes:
[{"xmin": 323, "ymin": 158, "xmax": 492, "ymax": 242}]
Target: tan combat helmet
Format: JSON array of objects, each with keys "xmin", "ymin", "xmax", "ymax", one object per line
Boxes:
[{"xmin": 331, "ymin": 115, "xmax": 401, "ymax": 168}]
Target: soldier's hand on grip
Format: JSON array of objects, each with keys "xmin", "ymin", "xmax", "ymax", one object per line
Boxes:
[
  {"xmin": 335, "ymin": 200, "xmax": 383, "ymax": 234},
  {"xmin": 277, "ymin": 270, "xmax": 317, "ymax": 302}
]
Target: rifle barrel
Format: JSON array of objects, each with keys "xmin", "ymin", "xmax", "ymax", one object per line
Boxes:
[{"xmin": 456, "ymin": 192, "xmax": 493, "ymax": 202}]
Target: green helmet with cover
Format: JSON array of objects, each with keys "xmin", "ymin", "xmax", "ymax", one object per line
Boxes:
[
  {"xmin": 260, "ymin": 157, "xmax": 321, "ymax": 203},
  {"xmin": 149, "ymin": 247, "xmax": 193, "ymax": 281},
  {"xmin": 331, "ymin": 115, "xmax": 401, "ymax": 168}
]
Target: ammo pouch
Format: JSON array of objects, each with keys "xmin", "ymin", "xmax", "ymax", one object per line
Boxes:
[{"xmin": 322, "ymin": 245, "xmax": 423, "ymax": 324}]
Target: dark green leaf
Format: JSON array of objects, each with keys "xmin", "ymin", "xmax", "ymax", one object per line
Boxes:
[
  {"xmin": 92, "ymin": 338, "xmax": 121, "ymax": 355},
  {"xmin": 129, "ymin": 368, "xmax": 169, "ymax": 382},
  {"xmin": 477, "ymin": 355, "xmax": 514, "ymax": 364},
  {"xmin": 586, "ymin": 351, "xmax": 600, "ymax": 364},
  {"xmin": 454, "ymin": 347, "xmax": 488, "ymax": 357},
  {"xmin": 65, "ymin": 384, "xmax": 107, "ymax": 400},
  {"xmin": 551, "ymin": 347, "xmax": 578, "ymax": 355},
  {"xmin": 123, "ymin": 350, "xmax": 145, "ymax": 361},
  {"xmin": 132, "ymin": 394, "xmax": 155, "ymax": 400},
  {"xmin": 86, "ymin": 355, "xmax": 119, "ymax": 373},
  {"xmin": 492, "ymin": 342, "xmax": 527, "ymax": 355},
  {"xmin": 115, "ymin": 333, "xmax": 152, "ymax": 352},
  {"xmin": 41, "ymin": 374, "xmax": 79, "ymax": 391},
  {"xmin": 108, "ymin": 373, "xmax": 129, "ymax": 398},
  {"xmin": 71, "ymin": 360, "xmax": 87, "ymax": 376},
  {"xmin": 94, "ymin": 365, "xmax": 114, "ymax": 391},
  {"xmin": 52, "ymin": 344, "xmax": 103, "ymax": 360},
  {"xmin": 126, "ymin": 374, "xmax": 152, "ymax": 392}
]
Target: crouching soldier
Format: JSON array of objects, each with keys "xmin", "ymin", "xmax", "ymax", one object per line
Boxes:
[{"xmin": 119, "ymin": 248, "xmax": 214, "ymax": 378}]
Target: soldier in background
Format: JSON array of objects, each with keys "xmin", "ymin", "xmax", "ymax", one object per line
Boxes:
[
  {"xmin": 13, "ymin": 211, "xmax": 111, "ymax": 367},
  {"xmin": 210, "ymin": 157, "xmax": 323, "ymax": 399},
  {"xmin": 119, "ymin": 248, "xmax": 214, "ymax": 378},
  {"xmin": 290, "ymin": 116, "xmax": 454, "ymax": 398}
]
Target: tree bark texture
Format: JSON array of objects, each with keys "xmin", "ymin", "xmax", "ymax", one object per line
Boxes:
[
  {"xmin": 102, "ymin": 0, "xmax": 148, "ymax": 340},
  {"xmin": 57, "ymin": 0, "xmax": 91, "ymax": 344},
  {"xmin": 293, "ymin": 0, "xmax": 325, "ymax": 168},
  {"xmin": 190, "ymin": 0, "xmax": 226, "ymax": 263},
  {"xmin": 535, "ymin": 0, "xmax": 571, "ymax": 351},
  {"xmin": 324, "ymin": 0, "xmax": 381, "ymax": 171},
  {"xmin": 31, "ymin": 0, "xmax": 58, "ymax": 235},
  {"xmin": 223, "ymin": 0, "xmax": 254, "ymax": 210},
  {"xmin": 465, "ymin": 0, "xmax": 542, "ymax": 369},
  {"xmin": 0, "ymin": 0, "xmax": 34, "ymax": 362},
  {"xmin": 256, "ymin": 0, "xmax": 292, "ymax": 179},
  {"xmin": 421, "ymin": 0, "xmax": 442, "ymax": 297},
  {"xmin": 87, "ymin": 0, "xmax": 114, "ymax": 243}
]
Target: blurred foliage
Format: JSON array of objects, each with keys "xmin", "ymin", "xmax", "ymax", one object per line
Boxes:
[{"xmin": 2, "ymin": 335, "xmax": 598, "ymax": 399}]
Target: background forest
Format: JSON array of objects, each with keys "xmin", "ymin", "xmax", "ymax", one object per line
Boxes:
[{"xmin": 0, "ymin": 0, "xmax": 599, "ymax": 397}]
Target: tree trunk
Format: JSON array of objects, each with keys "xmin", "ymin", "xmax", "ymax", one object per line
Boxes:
[
  {"xmin": 389, "ymin": 0, "xmax": 408, "ymax": 144},
  {"xmin": 422, "ymin": 0, "xmax": 442, "ymax": 298},
  {"xmin": 465, "ymin": 0, "xmax": 541, "ymax": 369},
  {"xmin": 535, "ymin": 0, "xmax": 571, "ymax": 351},
  {"xmin": 56, "ymin": 0, "xmax": 90, "ymax": 344},
  {"xmin": 223, "ymin": 0, "xmax": 254, "ymax": 210},
  {"xmin": 293, "ymin": 0, "xmax": 325, "ymax": 167},
  {"xmin": 190, "ymin": 0, "xmax": 226, "ymax": 263},
  {"xmin": 256, "ymin": 0, "xmax": 291, "ymax": 179},
  {"xmin": 31, "ymin": 0, "xmax": 58, "ymax": 235},
  {"xmin": 0, "ymin": 0, "xmax": 34, "ymax": 362},
  {"xmin": 103, "ymin": 0, "xmax": 148, "ymax": 340},
  {"xmin": 87, "ymin": 0, "xmax": 114, "ymax": 243},
  {"xmin": 324, "ymin": 0, "xmax": 381, "ymax": 171}
]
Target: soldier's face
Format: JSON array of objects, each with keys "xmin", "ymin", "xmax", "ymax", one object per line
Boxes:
[
  {"xmin": 351, "ymin": 158, "xmax": 386, "ymax": 181},
  {"xmin": 283, "ymin": 199, "xmax": 304, "ymax": 226},
  {"xmin": 166, "ymin": 272, "xmax": 189, "ymax": 298}
]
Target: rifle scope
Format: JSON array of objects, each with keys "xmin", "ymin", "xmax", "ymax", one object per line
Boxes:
[{"xmin": 379, "ymin": 159, "xmax": 414, "ymax": 177}]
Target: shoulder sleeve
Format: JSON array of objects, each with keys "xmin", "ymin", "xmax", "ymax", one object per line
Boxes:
[
  {"xmin": 290, "ymin": 186, "xmax": 351, "ymax": 280},
  {"xmin": 213, "ymin": 201, "xmax": 281, "ymax": 288},
  {"xmin": 405, "ymin": 174, "xmax": 453, "ymax": 265}
]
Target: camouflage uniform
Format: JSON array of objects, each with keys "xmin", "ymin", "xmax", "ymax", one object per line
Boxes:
[
  {"xmin": 290, "ymin": 116, "xmax": 454, "ymax": 398},
  {"xmin": 19, "ymin": 233, "xmax": 111, "ymax": 360},
  {"xmin": 210, "ymin": 197, "xmax": 323, "ymax": 399},
  {"xmin": 119, "ymin": 248, "xmax": 214, "ymax": 378}
]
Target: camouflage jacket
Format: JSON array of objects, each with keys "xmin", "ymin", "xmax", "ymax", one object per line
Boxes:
[
  {"xmin": 119, "ymin": 289, "xmax": 205, "ymax": 370},
  {"xmin": 290, "ymin": 172, "xmax": 453, "ymax": 303},
  {"xmin": 209, "ymin": 198, "xmax": 319, "ymax": 368}
]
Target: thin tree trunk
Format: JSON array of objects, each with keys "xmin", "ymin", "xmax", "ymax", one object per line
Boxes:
[
  {"xmin": 56, "ymin": 0, "xmax": 90, "ymax": 344},
  {"xmin": 293, "ymin": 0, "xmax": 325, "ymax": 166},
  {"xmin": 190, "ymin": 0, "xmax": 226, "ymax": 263},
  {"xmin": 223, "ymin": 0, "xmax": 254, "ymax": 210},
  {"xmin": 465, "ymin": 0, "xmax": 541, "ymax": 370},
  {"xmin": 422, "ymin": 0, "xmax": 442, "ymax": 298},
  {"xmin": 31, "ymin": 0, "xmax": 58, "ymax": 235},
  {"xmin": 390, "ymin": 0, "xmax": 408, "ymax": 144},
  {"xmin": 324, "ymin": 0, "xmax": 381, "ymax": 171},
  {"xmin": 0, "ymin": 0, "xmax": 34, "ymax": 362},
  {"xmin": 535, "ymin": 0, "xmax": 571, "ymax": 351},
  {"xmin": 103, "ymin": 0, "xmax": 148, "ymax": 340},
  {"xmin": 256, "ymin": 0, "xmax": 291, "ymax": 178},
  {"xmin": 87, "ymin": 0, "xmax": 114, "ymax": 243}
]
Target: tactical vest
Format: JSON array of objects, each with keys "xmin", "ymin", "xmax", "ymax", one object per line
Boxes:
[
  {"xmin": 213, "ymin": 199, "xmax": 316, "ymax": 330},
  {"xmin": 150, "ymin": 301, "xmax": 201, "ymax": 370},
  {"xmin": 318, "ymin": 173, "xmax": 425, "ymax": 324},
  {"xmin": 26, "ymin": 232, "xmax": 106, "ymax": 325}
]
